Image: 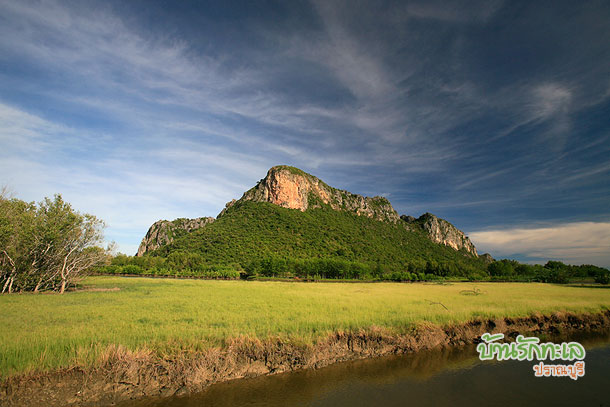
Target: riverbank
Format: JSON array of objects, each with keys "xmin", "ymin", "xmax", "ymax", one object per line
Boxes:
[
  {"xmin": 2, "ymin": 310, "xmax": 610, "ymax": 406},
  {"xmin": 117, "ymin": 330, "xmax": 610, "ymax": 407}
]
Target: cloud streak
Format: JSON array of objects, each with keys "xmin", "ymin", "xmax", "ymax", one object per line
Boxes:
[{"xmin": 470, "ymin": 222, "xmax": 610, "ymax": 267}]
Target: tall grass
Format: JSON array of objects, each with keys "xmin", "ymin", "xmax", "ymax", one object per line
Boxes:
[{"xmin": 1, "ymin": 276, "xmax": 609, "ymax": 377}]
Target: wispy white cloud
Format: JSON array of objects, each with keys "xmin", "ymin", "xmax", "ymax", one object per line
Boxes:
[
  {"xmin": 470, "ymin": 222, "xmax": 610, "ymax": 267},
  {"xmin": 1, "ymin": 0, "xmax": 421, "ymax": 177},
  {"xmin": 401, "ymin": 0, "xmax": 504, "ymax": 23},
  {"xmin": 310, "ymin": 0, "xmax": 395, "ymax": 101},
  {"xmin": 531, "ymin": 83, "xmax": 572, "ymax": 119},
  {"xmin": 0, "ymin": 1, "xmax": 302, "ymax": 134},
  {"xmin": 0, "ymin": 101, "xmax": 268, "ymax": 253},
  {"xmin": 0, "ymin": 102, "xmax": 63, "ymax": 152}
]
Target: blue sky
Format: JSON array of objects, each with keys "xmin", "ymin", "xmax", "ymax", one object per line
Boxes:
[{"xmin": 1, "ymin": 0, "xmax": 609, "ymax": 266}]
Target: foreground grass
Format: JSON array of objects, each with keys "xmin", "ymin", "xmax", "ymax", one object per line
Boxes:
[{"xmin": 1, "ymin": 277, "xmax": 609, "ymax": 377}]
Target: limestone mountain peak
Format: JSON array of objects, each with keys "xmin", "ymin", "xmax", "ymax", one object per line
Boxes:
[{"xmin": 237, "ymin": 165, "xmax": 400, "ymax": 223}]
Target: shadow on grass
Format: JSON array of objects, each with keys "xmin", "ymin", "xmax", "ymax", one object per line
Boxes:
[{"xmin": 565, "ymin": 284, "xmax": 610, "ymax": 289}]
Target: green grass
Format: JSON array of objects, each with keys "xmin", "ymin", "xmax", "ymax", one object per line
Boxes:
[{"xmin": 1, "ymin": 276, "xmax": 609, "ymax": 377}]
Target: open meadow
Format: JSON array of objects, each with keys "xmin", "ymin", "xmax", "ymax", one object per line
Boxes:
[{"xmin": 1, "ymin": 276, "xmax": 609, "ymax": 377}]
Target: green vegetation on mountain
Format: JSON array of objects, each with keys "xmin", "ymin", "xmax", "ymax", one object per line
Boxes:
[
  {"xmin": 136, "ymin": 217, "xmax": 214, "ymax": 256},
  {"xmin": 139, "ymin": 200, "xmax": 488, "ymax": 280},
  {"xmin": 112, "ymin": 197, "xmax": 610, "ymax": 283}
]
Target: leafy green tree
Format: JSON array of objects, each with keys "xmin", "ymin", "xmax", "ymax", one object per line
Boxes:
[
  {"xmin": 0, "ymin": 191, "xmax": 108, "ymax": 293},
  {"xmin": 488, "ymin": 260, "xmax": 515, "ymax": 277},
  {"xmin": 594, "ymin": 271, "xmax": 609, "ymax": 285},
  {"xmin": 37, "ymin": 195, "xmax": 107, "ymax": 293},
  {"xmin": 0, "ymin": 191, "xmax": 37, "ymax": 293}
]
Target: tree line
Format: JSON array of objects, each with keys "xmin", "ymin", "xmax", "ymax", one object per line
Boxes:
[
  {"xmin": 487, "ymin": 259, "xmax": 610, "ymax": 284},
  {"xmin": 99, "ymin": 253, "xmax": 609, "ymax": 284},
  {"xmin": 0, "ymin": 190, "xmax": 109, "ymax": 293}
]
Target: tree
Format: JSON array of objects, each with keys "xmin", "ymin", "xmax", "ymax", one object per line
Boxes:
[
  {"xmin": 37, "ymin": 195, "xmax": 107, "ymax": 293},
  {"xmin": 0, "ymin": 189, "xmax": 38, "ymax": 293},
  {"xmin": 0, "ymin": 191, "xmax": 108, "ymax": 293},
  {"xmin": 595, "ymin": 272, "xmax": 610, "ymax": 285},
  {"xmin": 488, "ymin": 260, "xmax": 515, "ymax": 277}
]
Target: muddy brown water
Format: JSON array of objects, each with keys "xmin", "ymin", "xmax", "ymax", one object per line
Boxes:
[{"xmin": 119, "ymin": 332, "xmax": 610, "ymax": 407}]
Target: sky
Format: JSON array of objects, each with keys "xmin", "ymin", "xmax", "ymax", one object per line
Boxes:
[{"xmin": 1, "ymin": 0, "xmax": 609, "ymax": 267}]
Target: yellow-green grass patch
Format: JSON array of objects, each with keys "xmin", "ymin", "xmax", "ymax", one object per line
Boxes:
[{"xmin": 1, "ymin": 276, "xmax": 609, "ymax": 377}]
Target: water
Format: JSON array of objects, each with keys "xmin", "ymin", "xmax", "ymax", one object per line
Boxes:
[{"xmin": 123, "ymin": 332, "xmax": 610, "ymax": 407}]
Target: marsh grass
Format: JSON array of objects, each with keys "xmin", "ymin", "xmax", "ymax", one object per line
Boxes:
[{"xmin": 1, "ymin": 276, "xmax": 609, "ymax": 377}]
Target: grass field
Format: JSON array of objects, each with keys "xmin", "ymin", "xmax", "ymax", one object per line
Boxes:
[{"xmin": 1, "ymin": 276, "xmax": 609, "ymax": 377}]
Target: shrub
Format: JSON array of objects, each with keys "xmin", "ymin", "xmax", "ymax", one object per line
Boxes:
[
  {"xmin": 595, "ymin": 273, "xmax": 609, "ymax": 285},
  {"xmin": 122, "ymin": 265, "xmax": 144, "ymax": 275}
]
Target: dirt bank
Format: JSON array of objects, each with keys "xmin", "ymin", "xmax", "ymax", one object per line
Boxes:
[{"xmin": 2, "ymin": 310, "xmax": 609, "ymax": 407}]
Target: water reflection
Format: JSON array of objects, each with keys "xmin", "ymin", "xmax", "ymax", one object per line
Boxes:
[{"xmin": 122, "ymin": 332, "xmax": 610, "ymax": 407}]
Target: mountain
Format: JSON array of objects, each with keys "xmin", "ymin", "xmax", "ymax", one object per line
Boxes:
[
  {"xmin": 402, "ymin": 213, "xmax": 478, "ymax": 256},
  {"xmin": 137, "ymin": 217, "xmax": 214, "ymax": 256},
  {"xmin": 136, "ymin": 165, "xmax": 485, "ymax": 275}
]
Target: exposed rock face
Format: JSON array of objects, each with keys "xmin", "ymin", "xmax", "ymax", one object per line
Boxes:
[
  {"xmin": 239, "ymin": 166, "xmax": 400, "ymax": 223},
  {"xmin": 136, "ymin": 217, "xmax": 215, "ymax": 256},
  {"xmin": 480, "ymin": 253, "xmax": 494, "ymax": 264},
  {"xmin": 400, "ymin": 215, "xmax": 416, "ymax": 223},
  {"xmin": 403, "ymin": 213, "xmax": 478, "ymax": 256}
]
